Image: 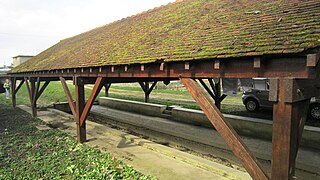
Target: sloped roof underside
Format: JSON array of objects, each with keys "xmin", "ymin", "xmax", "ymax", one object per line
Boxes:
[{"xmin": 12, "ymin": 0, "xmax": 320, "ymax": 73}]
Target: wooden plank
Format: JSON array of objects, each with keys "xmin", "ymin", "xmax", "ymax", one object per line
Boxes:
[
  {"xmin": 180, "ymin": 78, "xmax": 269, "ymax": 180},
  {"xmin": 60, "ymin": 77, "xmax": 76, "ymax": 119},
  {"xmin": 79, "ymin": 77, "xmax": 105, "ymax": 126}
]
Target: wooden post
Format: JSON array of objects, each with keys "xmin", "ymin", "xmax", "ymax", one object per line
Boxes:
[
  {"xmin": 30, "ymin": 78, "xmax": 38, "ymax": 117},
  {"xmin": 144, "ymin": 82, "xmax": 150, "ymax": 102},
  {"xmin": 139, "ymin": 81, "xmax": 157, "ymax": 103},
  {"xmin": 12, "ymin": 79, "xmax": 25, "ymax": 108},
  {"xmin": 11, "ymin": 77, "xmax": 16, "ymax": 108},
  {"xmin": 271, "ymin": 79, "xmax": 310, "ymax": 180},
  {"xmin": 104, "ymin": 83, "xmax": 111, "ymax": 97},
  {"xmin": 75, "ymin": 79, "xmax": 86, "ymax": 143},
  {"xmin": 180, "ymin": 78, "xmax": 269, "ymax": 180},
  {"xmin": 198, "ymin": 79, "xmax": 226, "ymax": 110},
  {"xmin": 61, "ymin": 77, "xmax": 104, "ymax": 143},
  {"xmin": 79, "ymin": 77, "xmax": 105, "ymax": 126}
]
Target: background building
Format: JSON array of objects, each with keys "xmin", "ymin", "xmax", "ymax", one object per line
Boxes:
[{"xmin": 12, "ymin": 55, "xmax": 33, "ymax": 67}]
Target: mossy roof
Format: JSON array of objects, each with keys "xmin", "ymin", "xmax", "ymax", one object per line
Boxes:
[{"xmin": 12, "ymin": 0, "xmax": 320, "ymax": 73}]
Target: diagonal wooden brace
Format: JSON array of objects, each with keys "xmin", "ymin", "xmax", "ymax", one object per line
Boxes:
[
  {"xmin": 60, "ymin": 77, "xmax": 77, "ymax": 120},
  {"xmin": 139, "ymin": 81, "xmax": 157, "ymax": 102},
  {"xmin": 180, "ymin": 78, "xmax": 269, "ymax": 180},
  {"xmin": 24, "ymin": 77, "xmax": 32, "ymax": 104},
  {"xmin": 79, "ymin": 77, "xmax": 105, "ymax": 126}
]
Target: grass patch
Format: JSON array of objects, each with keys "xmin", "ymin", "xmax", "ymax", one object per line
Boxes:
[
  {"xmin": 0, "ymin": 103, "xmax": 155, "ymax": 179},
  {"xmin": 2, "ymin": 80, "xmax": 318, "ymax": 126}
]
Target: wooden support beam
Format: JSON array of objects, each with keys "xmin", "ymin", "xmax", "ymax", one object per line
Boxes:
[
  {"xmin": 269, "ymin": 78, "xmax": 320, "ymax": 103},
  {"xmin": 30, "ymin": 78, "xmax": 38, "ymax": 117},
  {"xmin": 32, "ymin": 77, "xmax": 41, "ymax": 107},
  {"xmin": 104, "ymin": 83, "xmax": 111, "ymax": 97},
  {"xmin": 271, "ymin": 79, "xmax": 310, "ymax": 179},
  {"xmin": 15, "ymin": 79, "xmax": 25, "ymax": 93},
  {"xmin": 60, "ymin": 77, "xmax": 76, "ymax": 119},
  {"xmin": 24, "ymin": 77, "xmax": 32, "ymax": 105},
  {"xmin": 198, "ymin": 79, "xmax": 216, "ymax": 99},
  {"xmin": 198, "ymin": 79, "xmax": 225, "ymax": 109},
  {"xmin": 36, "ymin": 81, "xmax": 50, "ymax": 101},
  {"xmin": 79, "ymin": 77, "xmax": 105, "ymax": 126},
  {"xmin": 147, "ymin": 81, "xmax": 157, "ymax": 95},
  {"xmin": 139, "ymin": 81, "xmax": 157, "ymax": 102},
  {"xmin": 180, "ymin": 78, "xmax": 269, "ymax": 180},
  {"xmin": 76, "ymin": 81, "xmax": 86, "ymax": 143},
  {"xmin": 11, "ymin": 77, "xmax": 16, "ymax": 108}
]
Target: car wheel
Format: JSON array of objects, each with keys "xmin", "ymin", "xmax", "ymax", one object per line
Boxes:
[
  {"xmin": 245, "ymin": 99, "xmax": 259, "ymax": 112},
  {"xmin": 308, "ymin": 103, "xmax": 320, "ymax": 121}
]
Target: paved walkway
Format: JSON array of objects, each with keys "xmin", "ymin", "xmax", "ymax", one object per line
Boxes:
[
  {"xmin": 19, "ymin": 105, "xmax": 251, "ymax": 180},
  {"xmin": 90, "ymin": 105, "xmax": 320, "ymax": 175}
]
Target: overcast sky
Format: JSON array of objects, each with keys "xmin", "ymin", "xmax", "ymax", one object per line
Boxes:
[{"xmin": 0, "ymin": 0, "xmax": 175, "ymax": 66}]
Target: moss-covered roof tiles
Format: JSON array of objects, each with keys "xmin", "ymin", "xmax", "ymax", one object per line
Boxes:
[{"xmin": 12, "ymin": 0, "xmax": 320, "ymax": 73}]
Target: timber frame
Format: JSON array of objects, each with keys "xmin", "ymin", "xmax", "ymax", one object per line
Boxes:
[{"xmin": 5, "ymin": 52, "xmax": 320, "ymax": 180}]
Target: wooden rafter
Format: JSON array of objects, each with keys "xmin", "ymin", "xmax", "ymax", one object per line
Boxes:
[{"xmin": 180, "ymin": 78, "xmax": 269, "ymax": 180}]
